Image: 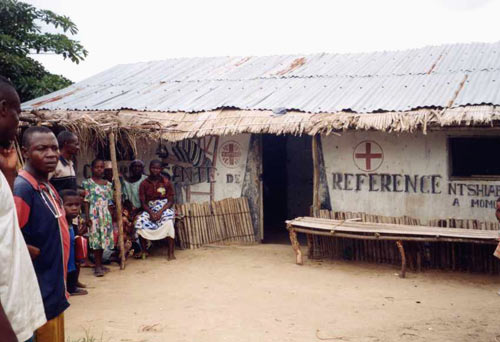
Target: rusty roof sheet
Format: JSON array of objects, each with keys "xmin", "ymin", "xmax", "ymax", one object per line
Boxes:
[{"xmin": 22, "ymin": 41, "xmax": 500, "ymax": 113}]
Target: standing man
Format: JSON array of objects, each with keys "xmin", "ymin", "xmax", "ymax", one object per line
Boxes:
[
  {"xmin": 50, "ymin": 130, "xmax": 79, "ymax": 193},
  {"xmin": 14, "ymin": 126, "xmax": 70, "ymax": 342},
  {"xmin": 50, "ymin": 130, "xmax": 88, "ymax": 291},
  {"xmin": 0, "ymin": 76, "xmax": 46, "ymax": 342},
  {"xmin": 123, "ymin": 160, "xmax": 147, "ymax": 215}
]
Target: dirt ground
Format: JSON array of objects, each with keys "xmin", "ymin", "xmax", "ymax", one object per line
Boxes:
[{"xmin": 66, "ymin": 243, "xmax": 500, "ymax": 342}]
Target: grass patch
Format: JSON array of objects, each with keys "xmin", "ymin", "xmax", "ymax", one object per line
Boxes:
[{"xmin": 67, "ymin": 328, "xmax": 105, "ymax": 342}]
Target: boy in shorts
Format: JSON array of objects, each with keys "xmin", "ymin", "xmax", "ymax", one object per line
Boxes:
[{"xmin": 61, "ymin": 189, "xmax": 88, "ymax": 296}]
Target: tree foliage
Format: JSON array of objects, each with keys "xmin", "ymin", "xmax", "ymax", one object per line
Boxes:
[{"xmin": 0, "ymin": 0, "xmax": 88, "ymax": 101}]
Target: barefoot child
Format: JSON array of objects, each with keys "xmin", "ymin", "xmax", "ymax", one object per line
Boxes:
[
  {"xmin": 77, "ymin": 186, "xmax": 94, "ymax": 269},
  {"xmin": 104, "ymin": 205, "xmax": 134, "ymax": 263},
  {"xmin": 82, "ymin": 159, "xmax": 114, "ymax": 277},
  {"xmin": 60, "ymin": 189, "xmax": 88, "ymax": 296},
  {"xmin": 115, "ymin": 205, "xmax": 134, "ymax": 258}
]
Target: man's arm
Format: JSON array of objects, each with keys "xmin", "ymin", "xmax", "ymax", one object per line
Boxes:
[
  {"xmin": 81, "ymin": 182, "xmax": 92, "ymax": 228},
  {"xmin": 0, "ymin": 302, "xmax": 17, "ymax": 342},
  {"xmin": 84, "ymin": 201, "xmax": 91, "ymax": 228},
  {"xmin": 13, "ymin": 182, "xmax": 41, "ymax": 260}
]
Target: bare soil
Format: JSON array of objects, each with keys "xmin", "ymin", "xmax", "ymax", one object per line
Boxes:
[{"xmin": 66, "ymin": 244, "xmax": 500, "ymax": 342}]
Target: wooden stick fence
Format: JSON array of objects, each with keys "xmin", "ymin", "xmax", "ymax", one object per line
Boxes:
[
  {"xmin": 175, "ymin": 197, "xmax": 256, "ymax": 249},
  {"xmin": 309, "ymin": 209, "xmax": 500, "ymax": 274}
]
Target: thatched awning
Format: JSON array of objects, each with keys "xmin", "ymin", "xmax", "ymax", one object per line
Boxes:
[{"xmin": 20, "ymin": 105, "xmax": 500, "ymax": 143}]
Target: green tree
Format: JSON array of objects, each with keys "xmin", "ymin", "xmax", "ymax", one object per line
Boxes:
[{"xmin": 0, "ymin": 0, "xmax": 87, "ymax": 102}]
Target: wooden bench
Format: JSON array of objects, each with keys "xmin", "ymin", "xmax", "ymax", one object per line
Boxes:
[{"xmin": 286, "ymin": 216, "xmax": 499, "ymax": 277}]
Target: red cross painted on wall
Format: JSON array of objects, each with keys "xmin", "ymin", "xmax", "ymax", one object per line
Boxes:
[
  {"xmin": 220, "ymin": 141, "xmax": 242, "ymax": 168},
  {"xmin": 353, "ymin": 141, "xmax": 384, "ymax": 172}
]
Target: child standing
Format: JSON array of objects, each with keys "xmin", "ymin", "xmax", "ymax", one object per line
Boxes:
[
  {"xmin": 60, "ymin": 189, "xmax": 88, "ymax": 295},
  {"xmin": 77, "ymin": 186, "xmax": 94, "ymax": 268},
  {"xmin": 82, "ymin": 159, "xmax": 114, "ymax": 277}
]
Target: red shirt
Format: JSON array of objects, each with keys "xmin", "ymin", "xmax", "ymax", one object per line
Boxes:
[{"xmin": 139, "ymin": 176, "xmax": 174, "ymax": 205}]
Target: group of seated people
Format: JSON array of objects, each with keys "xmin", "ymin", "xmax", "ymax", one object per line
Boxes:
[
  {"xmin": 50, "ymin": 131, "xmax": 176, "ymax": 284},
  {"xmin": 121, "ymin": 159, "xmax": 176, "ymax": 261}
]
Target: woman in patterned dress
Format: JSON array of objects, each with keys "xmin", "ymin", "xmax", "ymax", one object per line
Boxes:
[{"xmin": 82, "ymin": 159, "xmax": 114, "ymax": 277}]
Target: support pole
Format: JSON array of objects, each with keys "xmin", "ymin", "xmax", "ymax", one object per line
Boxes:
[
  {"xmin": 288, "ymin": 225, "xmax": 303, "ymax": 265},
  {"xmin": 310, "ymin": 135, "xmax": 321, "ymax": 260},
  {"xmin": 108, "ymin": 131, "xmax": 126, "ymax": 270},
  {"xmin": 306, "ymin": 234, "xmax": 313, "ymax": 258},
  {"xmin": 307, "ymin": 134, "xmax": 321, "ymax": 258},
  {"xmin": 396, "ymin": 240, "xmax": 406, "ymax": 278},
  {"xmin": 312, "ymin": 134, "xmax": 320, "ymax": 217}
]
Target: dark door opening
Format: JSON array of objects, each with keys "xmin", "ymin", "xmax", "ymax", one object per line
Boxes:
[{"xmin": 262, "ymin": 134, "xmax": 313, "ymax": 243}]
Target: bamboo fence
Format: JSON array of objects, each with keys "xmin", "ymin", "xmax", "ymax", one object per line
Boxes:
[
  {"xmin": 175, "ymin": 197, "xmax": 256, "ymax": 249},
  {"xmin": 308, "ymin": 209, "xmax": 500, "ymax": 274}
]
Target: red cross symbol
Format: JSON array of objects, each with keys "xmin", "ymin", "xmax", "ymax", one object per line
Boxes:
[
  {"xmin": 221, "ymin": 142, "xmax": 241, "ymax": 167},
  {"xmin": 354, "ymin": 141, "xmax": 383, "ymax": 171}
]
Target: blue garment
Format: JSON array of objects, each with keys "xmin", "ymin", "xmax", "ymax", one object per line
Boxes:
[
  {"xmin": 68, "ymin": 225, "xmax": 76, "ymax": 273},
  {"xmin": 14, "ymin": 171, "xmax": 70, "ymax": 321}
]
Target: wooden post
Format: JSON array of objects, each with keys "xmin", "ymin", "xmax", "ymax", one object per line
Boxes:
[
  {"xmin": 108, "ymin": 131, "xmax": 126, "ymax": 270},
  {"xmin": 312, "ymin": 134, "xmax": 320, "ymax": 217},
  {"xmin": 258, "ymin": 135, "xmax": 264, "ymax": 241},
  {"xmin": 209, "ymin": 136, "xmax": 219, "ymax": 202},
  {"xmin": 396, "ymin": 240, "xmax": 406, "ymax": 278},
  {"xmin": 288, "ymin": 225, "xmax": 303, "ymax": 265},
  {"xmin": 310, "ymin": 135, "xmax": 321, "ymax": 260},
  {"xmin": 306, "ymin": 234, "xmax": 313, "ymax": 258}
]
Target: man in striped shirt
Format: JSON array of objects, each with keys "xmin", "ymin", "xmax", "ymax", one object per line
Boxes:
[{"xmin": 50, "ymin": 131, "xmax": 79, "ymax": 194}]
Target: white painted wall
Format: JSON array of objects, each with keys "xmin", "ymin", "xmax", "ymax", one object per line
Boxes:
[
  {"xmin": 211, "ymin": 134, "xmax": 250, "ymax": 201},
  {"xmin": 132, "ymin": 135, "xmax": 251, "ymax": 202},
  {"xmin": 76, "ymin": 135, "xmax": 251, "ymax": 204},
  {"xmin": 322, "ymin": 130, "xmax": 500, "ymax": 223}
]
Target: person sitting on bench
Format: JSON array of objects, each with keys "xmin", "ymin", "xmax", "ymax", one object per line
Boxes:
[{"xmin": 135, "ymin": 160, "xmax": 176, "ymax": 260}]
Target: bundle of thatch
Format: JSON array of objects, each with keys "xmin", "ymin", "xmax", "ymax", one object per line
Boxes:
[{"xmin": 20, "ymin": 105, "xmax": 500, "ymax": 148}]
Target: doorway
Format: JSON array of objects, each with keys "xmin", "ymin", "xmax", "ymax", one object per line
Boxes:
[{"xmin": 262, "ymin": 134, "xmax": 313, "ymax": 243}]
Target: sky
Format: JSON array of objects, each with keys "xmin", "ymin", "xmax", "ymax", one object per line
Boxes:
[{"xmin": 26, "ymin": 0, "xmax": 500, "ymax": 82}]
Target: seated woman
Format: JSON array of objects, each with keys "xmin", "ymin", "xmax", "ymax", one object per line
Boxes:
[{"xmin": 135, "ymin": 160, "xmax": 176, "ymax": 260}]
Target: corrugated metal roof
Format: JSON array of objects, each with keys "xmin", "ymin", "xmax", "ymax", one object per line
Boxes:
[{"xmin": 22, "ymin": 41, "xmax": 500, "ymax": 113}]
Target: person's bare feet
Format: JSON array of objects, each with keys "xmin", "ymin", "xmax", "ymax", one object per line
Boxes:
[
  {"xmin": 94, "ymin": 267, "xmax": 104, "ymax": 277},
  {"xmin": 70, "ymin": 288, "xmax": 88, "ymax": 296},
  {"xmin": 167, "ymin": 254, "xmax": 176, "ymax": 261},
  {"xmin": 76, "ymin": 281, "xmax": 86, "ymax": 288},
  {"xmin": 82, "ymin": 258, "xmax": 95, "ymax": 268}
]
